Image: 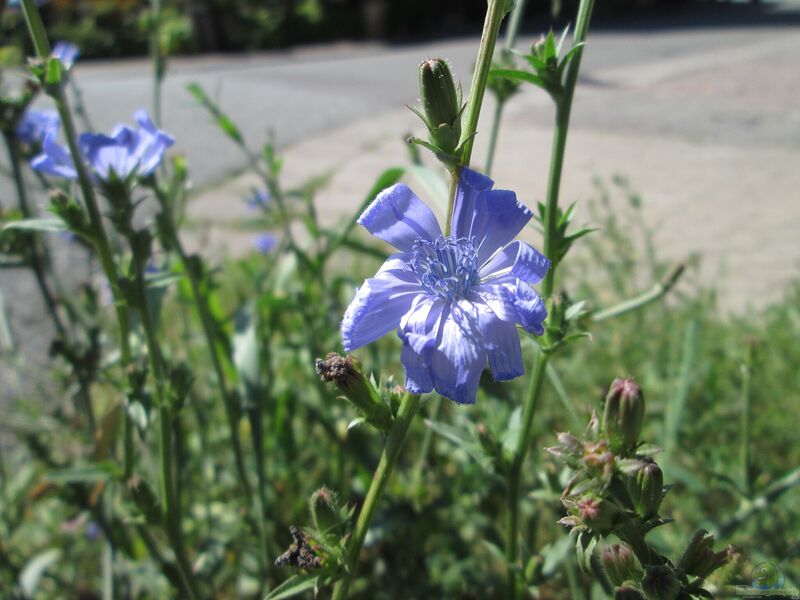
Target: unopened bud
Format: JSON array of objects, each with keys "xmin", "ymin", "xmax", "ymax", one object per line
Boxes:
[
  {"xmin": 418, "ymin": 58, "xmax": 462, "ymax": 154},
  {"xmin": 316, "ymin": 353, "xmax": 392, "ymax": 431},
  {"xmin": 575, "ymin": 494, "xmax": 618, "ymax": 534},
  {"xmin": 128, "ymin": 475, "xmax": 162, "ymax": 526},
  {"xmin": 614, "ymin": 587, "xmax": 645, "ymax": 600},
  {"xmin": 628, "ymin": 460, "xmax": 664, "ymax": 518},
  {"xmin": 601, "ymin": 543, "xmax": 639, "ymax": 587},
  {"xmin": 603, "ymin": 378, "xmax": 645, "ymax": 455},
  {"xmin": 641, "ymin": 564, "xmax": 681, "ymax": 600},
  {"xmin": 678, "ymin": 530, "xmax": 731, "ymax": 578}
]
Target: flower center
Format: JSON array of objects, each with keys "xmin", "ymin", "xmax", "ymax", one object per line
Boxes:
[{"xmin": 410, "ymin": 236, "xmax": 478, "ymax": 300}]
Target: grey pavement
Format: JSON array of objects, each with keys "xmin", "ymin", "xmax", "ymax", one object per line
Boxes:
[{"xmin": 2, "ymin": 10, "xmax": 800, "ymax": 385}]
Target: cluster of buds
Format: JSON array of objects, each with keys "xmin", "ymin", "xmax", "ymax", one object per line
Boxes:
[{"xmin": 548, "ymin": 378, "xmax": 733, "ymax": 599}]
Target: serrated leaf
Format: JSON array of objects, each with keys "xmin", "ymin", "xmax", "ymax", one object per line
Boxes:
[
  {"xmin": 265, "ymin": 574, "xmax": 318, "ymax": 600},
  {"xmin": 3, "ymin": 218, "xmax": 66, "ymax": 233},
  {"xmin": 20, "ymin": 548, "xmax": 61, "ymax": 596}
]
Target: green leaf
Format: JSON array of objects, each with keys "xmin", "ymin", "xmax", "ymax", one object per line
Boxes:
[
  {"xmin": 265, "ymin": 574, "xmax": 318, "ymax": 600},
  {"xmin": 20, "ymin": 548, "xmax": 62, "ymax": 596},
  {"xmin": 502, "ymin": 407, "xmax": 522, "ymax": 457},
  {"xmin": 489, "ymin": 68, "xmax": 547, "ymax": 90},
  {"xmin": 186, "ymin": 82, "xmax": 245, "ymax": 147},
  {"xmin": 3, "ymin": 218, "xmax": 66, "ymax": 233},
  {"xmin": 46, "ymin": 462, "xmax": 120, "ymax": 484},
  {"xmin": 233, "ymin": 302, "xmax": 260, "ymax": 396}
]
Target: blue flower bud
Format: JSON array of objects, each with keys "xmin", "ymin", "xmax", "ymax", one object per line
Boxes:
[{"xmin": 603, "ymin": 378, "xmax": 645, "ymax": 455}]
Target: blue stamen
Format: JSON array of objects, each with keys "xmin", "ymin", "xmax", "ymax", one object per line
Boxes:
[{"xmin": 410, "ymin": 236, "xmax": 478, "ymax": 300}]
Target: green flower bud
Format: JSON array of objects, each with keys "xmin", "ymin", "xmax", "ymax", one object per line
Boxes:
[
  {"xmin": 602, "ymin": 543, "xmax": 639, "ymax": 587},
  {"xmin": 614, "ymin": 587, "xmax": 645, "ymax": 600},
  {"xmin": 575, "ymin": 493, "xmax": 619, "ymax": 535},
  {"xmin": 641, "ymin": 564, "xmax": 681, "ymax": 600},
  {"xmin": 418, "ymin": 58, "xmax": 462, "ymax": 154},
  {"xmin": 678, "ymin": 530, "xmax": 732, "ymax": 579},
  {"xmin": 603, "ymin": 378, "xmax": 645, "ymax": 455},
  {"xmin": 628, "ymin": 460, "xmax": 664, "ymax": 518},
  {"xmin": 316, "ymin": 352, "xmax": 392, "ymax": 431}
]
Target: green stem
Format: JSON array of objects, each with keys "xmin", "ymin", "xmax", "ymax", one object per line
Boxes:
[
  {"xmin": 2, "ymin": 134, "xmax": 67, "ymax": 340},
  {"xmin": 443, "ymin": 166, "xmax": 460, "ymax": 237},
  {"xmin": 485, "ymin": 0, "xmax": 528, "ymax": 175},
  {"xmin": 591, "ymin": 263, "xmax": 684, "ymax": 323},
  {"xmin": 131, "ymin": 251, "xmax": 201, "ymax": 600},
  {"xmin": 484, "ymin": 100, "xmax": 504, "ymax": 177},
  {"xmin": 331, "ymin": 393, "xmax": 422, "ymax": 600},
  {"xmin": 541, "ymin": 0, "xmax": 595, "ymax": 298},
  {"xmin": 150, "ymin": 0, "xmax": 164, "ymax": 125},
  {"xmin": 505, "ymin": 350, "xmax": 549, "ymax": 597},
  {"xmin": 459, "ymin": 0, "xmax": 508, "ymax": 167},
  {"xmin": 154, "ymin": 188, "xmax": 253, "ymax": 505},
  {"xmin": 503, "ymin": 3, "xmax": 596, "ymax": 595},
  {"xmin": 20, "ymin": 0, "xmax": 135, "ymax": 475}
]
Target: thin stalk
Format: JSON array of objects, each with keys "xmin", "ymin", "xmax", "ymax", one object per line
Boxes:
[
  {"xmin": 739, "ymin": 342, "xmax": 753, "ymax": 497},
  {"xmin": 154, "ymin": 188, "xmax": 253, "ymax": 504},
  {"xmin": 149, "ymin": 0, "xmax": 164, "ymax": 125},
  {"xmin": 485, "ymin": 0, "xmax": 528, "ymax": 175},
  {"xmin": 132, "ymin": 252, "xmax": 200, "ymax": 600},
  {"xmin": 592, "ymin": 263, "xmax": 684, "ymax": 323},
  {"xmin": 484, "ymin": 100, "xmax": 504, "ymax": 177},
  {"xmin": 3, "ymin": 134, "xmax": 66, "ymax": 339},
  {"xmin": 459, "ymin": 0, "xmax": 508, "ymax": 167},
  {"xmin": 443, "ymin": 167, "xmax": 460, "ymax": 237},
  {"xmin": 20, "ymin": 0, "xmax": 135, "ymax": 476},
  {"xmin": 503, "ymin": 3, "xmax": 596, "ymax": 594},
  {"xmin": 541, "ymin": 0, "xmax": 595, "ymax": 298},
  {"xmin": 331, "ymin": 393, "xmax": 422, "ymax": 600},
  {"xmin": 504, "ymin": 350, "xmax": 549, "ymax": 596}
]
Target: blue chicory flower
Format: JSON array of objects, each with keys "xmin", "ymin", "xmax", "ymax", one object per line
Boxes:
[
  {"xmin": 31, "ymin": 110, "xmax": 175, "ymax": 183},
  {"xmin": 341, "ymin": 168, "xmax": 550, "ymax": 404},
  {"xmin": 245, "ymin": 189, "xmax": 271, "ymax": 210},
  {"xmin": 254, "ymin": 233, "xmax": 277, "ymax": 254},
  {"xmin": 15, "ymin": 109, "xmax": 60, "ymax": 146},
  {"xmin": 52, "ymin": 41, "xmax": 79, "ymax": 69}
]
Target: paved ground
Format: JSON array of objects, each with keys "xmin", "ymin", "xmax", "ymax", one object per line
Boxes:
[{"xmin": 2, "ymin": 3, "xmax": 800, "ymax": 386}]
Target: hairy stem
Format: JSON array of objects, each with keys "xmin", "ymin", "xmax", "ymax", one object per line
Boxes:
[
  {"xmin": 504, "ymin": 1, "xmax": 596, "ymax": 595},
  {"xmin": 459, "ymin": 0, "xmax": 508, "ymax": 167},
  {"xmin": 505, "ymin": 350, "xmax": 549, "ymax": 597},
  {"xmin": 20, "ymin": 0, "xmax": 136, "ymax": 478},
  {"xmin": 485, "ymin": 0, "xmax": 528, "ymax": 175},
  {"xmin": 331, "ymin": 393, "xmax": 422, "ymax": 600}
]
